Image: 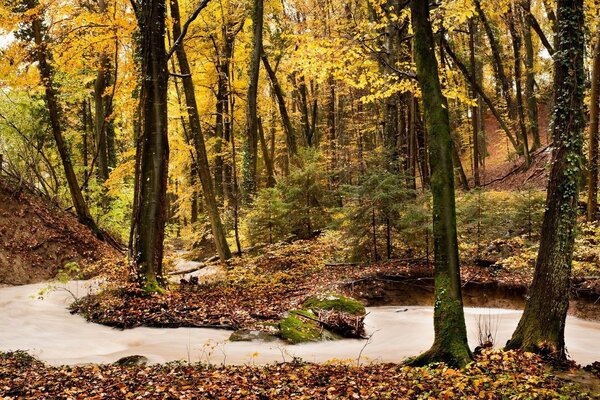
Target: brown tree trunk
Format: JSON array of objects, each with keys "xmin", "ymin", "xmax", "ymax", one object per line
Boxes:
[
  {"xmin": 242, "ymin": 0, "xmax": 263, "ymax": 201},
  {"xmin": 508, "ymin": 9, "xmax": 531, "ymax": 166},
  {"xmin": 170, "ymin": 0, "xmax": 231, "ymax": 261},
  {"xmin": 258, "ymin": 116, "xmax": 276, "ymax": 187},
  {"xmin": 29, "ymin": 6, "xmax": 102, "ymax": 239},
  {"xmin": 469, "ymin": 18, "xmax": 480, "ymax": 187},
  {"xmin": 521, "ymin": 0, "xmax": 541, "ymax": 150},
  {"xmin": 587, "ymin": 31, "xmax": 600, "ymax": 222},
  {"xmin": 130, "ymin": 0, "xmax": 170, "ymax": 291},
  {"xmin": 506, "ymin": 0, "xmax": 584, "ymax": 359},
  {"xmin": 262, "ymin": 54, "xmax": 297, "ymax": 158}
]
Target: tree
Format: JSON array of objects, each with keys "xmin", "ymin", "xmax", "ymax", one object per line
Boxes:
[
  {"xmin": 19, "ymin": 0, "xmax": 104, "ymax": 240},
  {"xmin": 408, "ymin": 0, "xmax": 472, "ymax": 368},
  {"xmin": 587, "ymin": 30, "xmax": 600, "ymax": 223},
  {"xmin": 506, "ymin": 0, "xmax": 585, "ymax": 358},
  {"xmin": 242, "ymin": 0, "xmax": 264, "ymax": 201},
  {"xmin": 129, "ymin": 0, "xmax": 170, "ymax": 292},
  {"xmin": 170, "ymin": 0, "xmax": 232, "ymax": 262}
]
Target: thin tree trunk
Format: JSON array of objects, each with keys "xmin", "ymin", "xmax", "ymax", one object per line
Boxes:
[
  {"xmin": 508, "ymin": 10, "xmax": 531, "ymax": 166},
  {"xmin": 442, "ymin": 39, "xmax": 520, "ymax": 151},
  {"xmin": 29, "ymin": 7, "xmax": 103, "ymax": 239},
  {"xmin": 262, "ymin": 54, "xmax": 297, "ymax": 158},
  {"xmin": 170, "ymin": 0, "xmax": 231, "ymax": 261},
  {"xmin": 409, "ymin": 0, "xmax": 472, "ymax": 368},
  {"xmin": 521, "ymin": 0, "xmax": 541, "ymax": 150},
  {"xmin": 258, "ymin": 116, "xmax": 276, "ymax": 187},
  {"xmin": 506, "ymin": 0, "xmax": 584, "ymax": 358},
  {"xmin": 243, "ymin": 0, "xmax": 263, "ymax": 201},
  {"xmin": 587, "ymin": 31, "xmax": 600, "ymax": 222},
  {"xmin": 469, "ymin": 18, "xmax": 480, "ymax": 186},
  {"xmin": 474, "ymin": 0, "xmax": 515, "ymax": 120}
]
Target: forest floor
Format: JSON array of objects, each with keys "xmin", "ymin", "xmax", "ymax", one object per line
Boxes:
[
  {"xmin": 0, "ymin": 177, "xmax": 120, "ymax": 285},
  {"xmin": 1, "ymin": 349, "xmax": 597, "ymax": 399},
  {"xmin": 70, "ymin": 232, "xmax": 600, "ymax": 332}
]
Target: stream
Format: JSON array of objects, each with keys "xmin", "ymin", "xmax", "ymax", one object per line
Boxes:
[{"xmin": 1, "ymin": 279, "xmax": 600, "ymax": 366}]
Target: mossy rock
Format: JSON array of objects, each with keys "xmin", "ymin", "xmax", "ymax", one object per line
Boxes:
[
  {"xmin": 278, "ymin": 310, "xmax": 341, "ymax": 344},
  {"xmin": 302, "ymin": 293, "xmax": 366, "ymax": 315}
]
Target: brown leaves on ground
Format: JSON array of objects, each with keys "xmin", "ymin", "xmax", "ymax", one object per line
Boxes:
[
  {"xmin": 0, "ymin": 178, "xmax": 120, "ymax": 285},
  {"xmin": 71, "ymin": 236, "xmax": 406, "ymax": 330},
  {"xmin": 0, "ymin": 350, "xmax": 593, "ymax": 399}
]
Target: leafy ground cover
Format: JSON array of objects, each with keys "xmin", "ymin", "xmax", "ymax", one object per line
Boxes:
[
  {"xmin": 70, "ymin": 233, "xmax": 600, "ymax": 333},
  {"xmin": 1, "ymin": 350, "xmax": 596, "ymax": 399}
]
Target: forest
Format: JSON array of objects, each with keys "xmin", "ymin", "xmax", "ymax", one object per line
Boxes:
[{"xmin": 1, "ymin": 0, "xmax": 600, "ymax": 397}]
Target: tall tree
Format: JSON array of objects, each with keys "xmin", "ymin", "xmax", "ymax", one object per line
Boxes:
[
  {"xmin": 129, "ymin": 0, "xmax": 170, "ymax": 292},
  {"xmin": 93, "ymin": 0, "xmax": 114, "ymax": 182},
  {"xmin": 587, "ymin": 30, "xmax": 600, "ymax": 222},
  {"xmin": 23, "ymin": 0, "xmax": 104, "ymax": 239},
  {"xmin": 408, "ymin": 0, "xmax": 472, "ymax": 368},
  {"xmin": 521, "ymin": 0, "xmax": 541, "ymax": 150},
  {"xmin": 506, "ymin": 0, "xmax": 584, "ymax": 358},
  {"xmin": 170, "ymin": 0, "xmax": 232, "ymax": 261},
  {"xmin": 242, "ymin": 0, "xmax": 263, "ymax": 201}
]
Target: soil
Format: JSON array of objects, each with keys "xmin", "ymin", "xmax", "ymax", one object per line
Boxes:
[{"xmin": 0, "ymin": 177, "xmax": 119, "ymax": 285}]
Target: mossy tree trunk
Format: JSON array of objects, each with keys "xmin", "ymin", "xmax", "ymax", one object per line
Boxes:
[
  {"xmin": 506, "ymin": 0, "xmax": 584, "ymax": 358},
  {"xmin": 409, "ymin": 0, "xmax": 472, "ymax": 368},
  {"xmin": 130, "ymin": 0, "xmax": 170, "ymax": 292}
]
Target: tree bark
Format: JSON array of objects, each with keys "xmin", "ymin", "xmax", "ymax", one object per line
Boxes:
[
  {"xmin": 170, "ymin": 0, "xmax": 231, "ymax": 261},
  {"xmin": 469, "ymin": 18, "xmax": 480, "ymax": 187},
  {"xmin": 506, "ymin": 0, "xmax": 584, "ymax": 359},
  {"xmin": 258, "ymin": 116, "xmax": 276, "ymax": 187},
  {"xmin": 508, "ymin": 10, "xmax": 531, "ymax": 165},
  {"xmin": 587, "ymin": 31, "xmax": 600, "ymax": 222},
  {"xmin": 242, "ymin": 0, "xmax": 263, "ymax": 201},
  {"xmin": 262, "ymin": 54, "xmax": 297, "ymax": 158},
  {"xmin": 521, "ymin": 0, "xmax": 541, "ymax": 150},
  {"xmin": 408, "ymin": 0, "xmax": 472, "ymax": 368},
  {"xmin": 130, "ymin": 0, "xmax": 170, "ymax": 291}
]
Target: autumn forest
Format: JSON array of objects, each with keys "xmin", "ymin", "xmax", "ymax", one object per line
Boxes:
[{"xmin": 1, "ymin": 0, "xmax": 600, "ymax": 398}]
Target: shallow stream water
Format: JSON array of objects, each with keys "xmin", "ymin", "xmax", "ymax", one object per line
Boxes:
[{"xmin": 1, "ymin": 280, "xmax": 599, "ymax": 366}]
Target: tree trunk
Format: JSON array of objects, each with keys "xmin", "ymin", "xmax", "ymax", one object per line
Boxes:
[
  {"xmin": 506, "ymin": 0, "xmax": 584, "ymax": 359},
  {"xmin": 508, "ymin": 10, "xmax": 531, "ymax": 166},
  {"xmin": 93, "ymin": 0, "xmax": 114, "ymax": 182},
  {"xmin": 521, "ymin": 0, "xmax": 541, "ymax": 150},
  {"xmin": 262, "ymin": 54, "xmax": 297, "ymax": 158},
  {"xmin": 243, "ymin": 0, "xmax": 263, "ymax": 201},
  {"xmin": 170, "ymin": 0, "xmax": 231, "ymax": 261},
  {"xmin": 409, "ymin": 0, "xmax": 472, "ymax": 368},
  {"xmin": 130, "ymin": 0, "xmax": 170, "ymax": 291},
  {"xmin": 587, "ymin": 31, "xmax": 600, "ymax": 222},
  {"xmin": 474, "ymin": 0, "xmax": 515, "ymax": 120},
  {"xmin": 30, "ymin": 7, "xmax": 102, "ymax": 239},
  {"xmin": 469, "ymin": 18, "xmax": 480, "ymax": 187},
  {"xmin": 258, "ymin": 116, "xmax": 276, "ymax": 187}
]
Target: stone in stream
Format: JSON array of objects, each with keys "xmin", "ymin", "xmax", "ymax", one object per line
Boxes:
[
  {"xmin": 229, "ymin": 329, "xmax": 279, "ymax": 342},
  {"xmin": 114, "ymin": 355, "xmax": 148, "ymax": 366}
]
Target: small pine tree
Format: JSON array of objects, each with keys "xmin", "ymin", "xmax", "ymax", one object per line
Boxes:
[{"xmin": 245, "ymin": 188, "xmax": 288, "ymax": 245}]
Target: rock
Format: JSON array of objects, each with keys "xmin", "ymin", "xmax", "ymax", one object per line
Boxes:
[
  {"xmin": 302, "ymin": 293, "xmax": 366, "ymax": 315},
  {"xmin": 229, "ymin": 329, "xmax": 279, "ymax": 342},
  {"xmin": 114, "ymin": 355, "xmax": 148, "ymax": 366}
]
